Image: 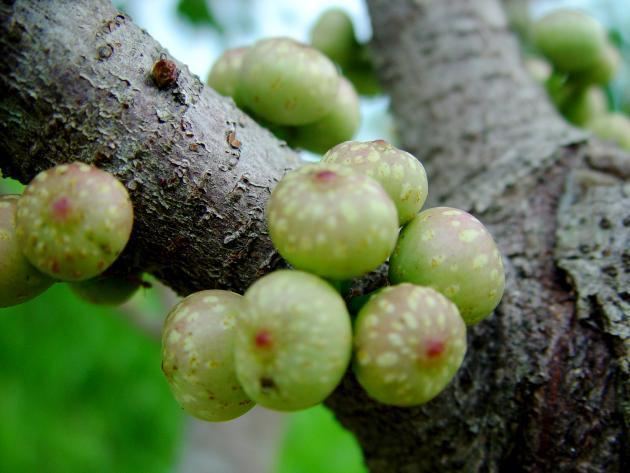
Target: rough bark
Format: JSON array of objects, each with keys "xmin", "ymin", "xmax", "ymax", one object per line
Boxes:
[
  {"xmin": 0, "ymin": 0, "xmax": 298, "ymax": 295},
  {"xmin": 327, "ymin": 0, "xmax": 629, "ymax": 472},
  {"xmin": 1, "ymin": 0, "xmax": 628, "ymax": 472}
]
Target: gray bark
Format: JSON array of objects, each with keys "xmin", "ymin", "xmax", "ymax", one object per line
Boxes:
[
  {"xmin": 0, "ymin": 0, "xmax": 298, "ymax": 295},
  {"xmin": 1, "ymin": 0, "xmax": 628, "ymax": 472},
  {"xmin": 327, "ymin": 1, "xmax": 629, "ymax": 472}
]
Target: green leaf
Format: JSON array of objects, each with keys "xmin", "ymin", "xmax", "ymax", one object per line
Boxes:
[
  {"xmin": 275, "ymin": 405, "xmax": 367, "ymax": 473},
  {"xmin": 176, "ymin": 0, "xmax": 222, "ymax": 31}
]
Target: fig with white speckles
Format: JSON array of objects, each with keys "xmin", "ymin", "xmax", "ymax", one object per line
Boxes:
[
  {"xmin": 237, "ymin": 37, "xmax": 340, "ymax": 125},
  {"xmin": 389, "ymin": 207, "xmax": 505, "ymax": 325},
  {"xmin": 0, "ymin": 195, "xmax": 54, "ymax": 307},
  {"xmin": 290, "ymin": 77, "xmax": 361, "ymax": 154},
  {"xmin": 323, "ymin": 139, "xmax": 428, "ymax": 225},
  {"xmin": 162, "ymin": 290, "xmax": 254, "ymax": 422},
  {"xmin": 353, "ymin": 284, "xmax": 466, "ymax": 406},
  {"xmin": 70, "ymin": 274, "xmax": 141, "ymax": 306},
  {"xmin": 207, "ymin": 46, "xmax": 248, "ymax": 105},
  {"xmin": 234, "ymin": 270, "xmax": 352, "ymax": 411},
  {"xmin": 267, "ymin": 163, "xmax": 399, "ymax": 280},
  {"xmin": 16, "ymin": 163, "xmax": 134, "ymax": 281}
]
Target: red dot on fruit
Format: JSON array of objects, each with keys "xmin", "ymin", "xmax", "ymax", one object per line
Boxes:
[
  {"xmin": 314, "ymin": 170, "xmax": 337, "ymax": 182},
  {"xmin": 254, "ymin": 329, "xmax": 273, "ymax": 348},
  {"xmin": 425, "ymin": 339, "xmax": 445, "ymax": 358},
  {"xmin": 51, "ymin": 196, "xmax": 71, "ymax": 221}
]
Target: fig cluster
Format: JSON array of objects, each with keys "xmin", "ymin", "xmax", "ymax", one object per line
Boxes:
[
  {"xmin": 527, "ymin": 9, "xmax": 630, "ymax": 149},
  {"xmin": 161, "ymin": 139, "xmax": 506, "ymax": 422},
  {"xmin": 0, "ymin": 163, "xmax": 138, "ymax": 308},
  {"xmin": 207, "ymin": 8, "xmax": 378, "ymax": 154}
]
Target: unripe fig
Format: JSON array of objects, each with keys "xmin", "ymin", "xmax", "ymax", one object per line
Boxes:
[
  {"xmin": 16, "ymin": 163, "xmax": 134, "ymax": 281},
  {"xmin": 207, "ymin": 46, "xmax": 248, "ymax": 104},
  {"xmin": 70, "ymin": 274, "xmax": 141, "ymax": 306},
  {"xmin": 587, "ymin": 113, "xmax": 630, "ymax": 150},
  {"xmin": 561, "ymin": 86, "xmax": 607, "ymax": 126},
  {"xmin": 354, "ymin": 284, "xmax": 466, "ymax": 406},
  {"xmin": 234, "ymin": 270, "xmax": 352, "ymax": 411},
  {"xmin": 533, "ymin": 10, "xmax": 607, "ymax": 72},
  {"xmin": 162, "ymin": 290, "xmax": 254, "ymax": 422},
  {"xmin": 345, "ymin": 64, "xmax": 382, "ymax": 97},
  {"xmin": 344, "ymin": 46, "xmax": 382, "ymax": 97},
  {"xmin": 310, "ymin": 8, "xmax": 358, "ymax": 68},
  {"xmin": 290, "ymin": 77, "xmax": 360, "ymax": 154},
  {"xmin": 389, "ymin": 207, "xmax": 505, "ymax": 325},
  {"xmin": 267, "ymin": 163, "xmax": 399, "ymax": 279},
  {"xmin": 237, "ymin": 37, "xmax": 340, "ymax": 125},
  {"xmin": 323, "ymin": 140, "xmax": 428, "ymax": 225},
  {"xmin": 572, "ymin": 42, "xmax": 620, "ymax": 86},
  {"xmin": 0, "ymin": 195, "xmax": 54, "ymax": 307}
]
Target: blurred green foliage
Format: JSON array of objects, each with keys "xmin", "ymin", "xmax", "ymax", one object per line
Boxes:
[
  {"xmin": 275, "ymin": 405, "xmax": 367, "ymax": 473},
  {"xmin": 176, "ymin": 0, "xmax": 222, "ymax": 31},
  {"xmin": 0, "ymin": 284, "xmax": 183, "ymax": 473}
]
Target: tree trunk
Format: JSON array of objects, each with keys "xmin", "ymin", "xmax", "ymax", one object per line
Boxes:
[
  {"xmin": 1, "ymin": 1, "xmax": 628, "ymax": 472},
  {"xmin": 0, "ymin": 0, "xmax": 298, "ymax": 295}
]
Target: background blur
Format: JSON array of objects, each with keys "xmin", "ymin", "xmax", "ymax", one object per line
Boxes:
[{"xmin": 1, "ymin": 0, "xmax": 629, "ymax": 472}]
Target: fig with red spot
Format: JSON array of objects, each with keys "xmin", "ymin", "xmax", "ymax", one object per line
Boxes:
[
  {"xmin": 16, "ymin": 163, "xmax": 134, "ymax": 281},
  {"xmin": 0, "ymin": 194, "xmax": 54, "ymax": 307},
  {"xmin": 323, "ymin": 139, "xmax": 428, "ymax": 225},
  {"xmin": 234, "ymin": 270, "xmax": 352, "ymax": 411},
  {"xmin": 353, "ymin": 284, "xmax": 467, "ymax": 406},
  {"xmin": 162, "ymin": 290, "xmax": 254, "ymax": 422},
  {"xmin": 266, "ymin": 163, "xmax": 399, "ymax": 279}
]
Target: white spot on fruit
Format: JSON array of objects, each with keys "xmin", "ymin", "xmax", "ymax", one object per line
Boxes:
[
  {"xmin": 376, "ymin": 352, "xmax": 399, "ymax": 367},
  {"xmin": 459, "ymin": 229, "xmax": 480, "ymax": 242}
]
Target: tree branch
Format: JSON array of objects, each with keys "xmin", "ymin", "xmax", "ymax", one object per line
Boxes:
[
  {"xmin": 324, "ymin": 0, "xmax": 629, "ymax": 471},
  {"xmin": 1, "ymin": 0, "xmax": 627, "ymax": 471},
  {"xmin": 0, "ymin": 0, "xmax": 298, "ymax": 295}
]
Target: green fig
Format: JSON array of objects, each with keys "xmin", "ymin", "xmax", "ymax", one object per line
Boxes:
[
  {"xmin": 16, "ymin": 163, "xmax": 134, "ymax": 281},
  {"xmin": 354, "ymin": 284, "xmax": 466, "ymax": 406},
  {"xmin": 0, "ymin": 195, "xmax": 54, "ymax": 307},
  {"xmin": 389, "ymin": 207, "xmax": 505, "ymax": 325},
  {"xmin": 290, "ymin": 77, "xmax": 361, "ymax": 154},
  {"xmin": 234, "ymin": 270, "xmax": 352, "ymax": 411},
  {"xmin": 162, "ymin": 290, "xmax": 254, "ymax": 422},
  {"xmin": 266, "ymin": 163, "xmax": 399, "ymax": 280},
  {"xmin": 533, "ymin": 9, "xmax": 607, "ymax": 73},
  {"xmin": 207, "ymin": 46, "xmax": 248, "ymax": 105},
  {"xmin": 238, "ymin": 37, "xmax": 340, "ymax": 125},
  {"xmin": 323, "ymin": 140, "xmax": 428, "ymax": 225}
]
